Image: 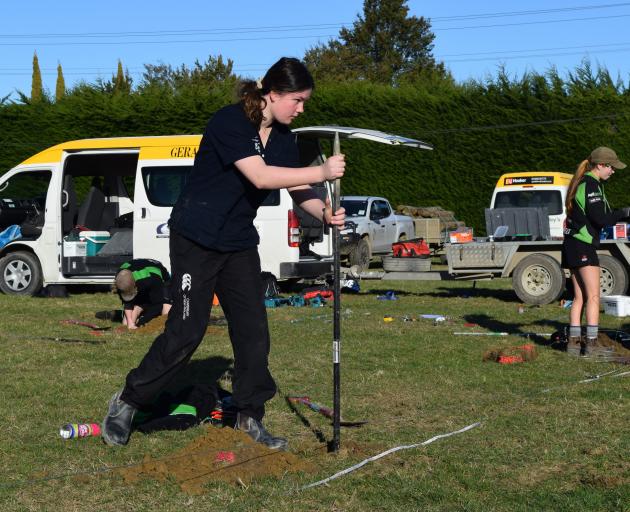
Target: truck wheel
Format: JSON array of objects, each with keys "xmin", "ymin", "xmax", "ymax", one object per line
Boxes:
[
  {"xmin": 398, "ymin": 234, "xmax": 408, "ymax": 241},
  {"xmin": 598, "ymin": 254, "xmax": 628, "ymax": 296},
  {"xmin": 0, "ymin": 251, "xmax": 43, "ymax": 296},
  {"xmin": 348, "ymin": 237, "xmax": 371, "ymax": 272},
  {"xmin": 512, "ymin": 254, "xmax": 565, "ymax": 305}
]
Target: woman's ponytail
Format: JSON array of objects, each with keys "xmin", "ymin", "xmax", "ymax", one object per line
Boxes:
[
  {"xmin": 565, "ymin": 159, "xmax": 591, "ymax": 216},
  {"xmin": 238, "ymin": 80, "xmax": 266, "ymax": 127}
]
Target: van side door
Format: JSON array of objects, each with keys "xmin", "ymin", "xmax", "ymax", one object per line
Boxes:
[{"xmin": 133, "ymin": 163, "xmax": 193, "ymax": 271}]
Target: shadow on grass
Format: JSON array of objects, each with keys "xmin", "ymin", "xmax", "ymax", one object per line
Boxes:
[
  {"xmin": 364, "ymin": 284, "xmax": 520, "ymax": 303},
  {"xmin": 282, "ymin": 393, "xmax": 327, "ymax": 445},
  {"xmin": 170, "ymin": 356, "xmax": 234, "ymax": 394},
  {"xmin": 35, "ymin": 283, "xmax": 113, "ymax": 298},
  {"xmin": 463, "ymin": 313, "xmax": 560, "ymax": 349}
]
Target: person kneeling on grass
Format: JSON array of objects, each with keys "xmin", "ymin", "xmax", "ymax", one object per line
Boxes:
[{"xmin": 114, "ymin": 259, "xmax": 172, "ymax": 330}]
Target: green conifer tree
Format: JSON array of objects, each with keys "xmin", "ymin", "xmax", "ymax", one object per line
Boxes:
[
  {"xmin": 55, "ymin": 62, "xmax": 66, "ymax": 101},
  {"xmin": 31, "ymin": 52, "xmax": 43, "ymax": 102},
  {"xmin": 113, "ymin": 59, "xmax": 132, "ymax": 94}
]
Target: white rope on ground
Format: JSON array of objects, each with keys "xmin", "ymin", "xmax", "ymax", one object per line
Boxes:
[
  {"xmin": 579, "ymin": 367, "xmax": 629, "ymax": 383},
  {"xmin": 542, "ymin": 366, "xmax": 628, "ymax": 392},
  {"xmin": 297, "ymin": 422, "xmax": 481, "ymax": 491}
]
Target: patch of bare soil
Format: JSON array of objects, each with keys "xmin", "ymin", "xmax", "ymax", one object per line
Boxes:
[
  {"xmin": 586, "ymin": 332, "xmax": 630, "ymax": 362},
  {"xmin": 115, "ymin": 426, "xmax": 314, "ymax": 494}
]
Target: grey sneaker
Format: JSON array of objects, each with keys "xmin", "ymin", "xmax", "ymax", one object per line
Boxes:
[
  {"xmin": 235, "ymin": 413, "xmax": 288, "ymax": 451},
  {"xmin": 102, "ymin": 391, "xmax": 136, "ymax": 446}
]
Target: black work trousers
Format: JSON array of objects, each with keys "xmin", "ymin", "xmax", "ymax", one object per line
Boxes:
[{"xmin": 121, "ymin": 230, "xmax": 276, "ymax": 421}]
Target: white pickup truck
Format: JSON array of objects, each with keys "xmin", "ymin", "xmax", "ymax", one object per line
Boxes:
[{"xmin": 340, "ymin": 196, "xmax": 415, "ymax": 267}]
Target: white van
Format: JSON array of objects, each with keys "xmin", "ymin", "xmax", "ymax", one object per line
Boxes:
[
  {"xmin": 490, "ymin": 171, "xmax": 572, "ymax": 239},
  {"xmin": 0, "ymin": 127, "xmax": 430, "ymax": 295}
]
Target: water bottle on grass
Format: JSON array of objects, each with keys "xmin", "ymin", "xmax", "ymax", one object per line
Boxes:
[{"xmin": 59, "ymin": 423, "xmax": 101, "ymax": 439}]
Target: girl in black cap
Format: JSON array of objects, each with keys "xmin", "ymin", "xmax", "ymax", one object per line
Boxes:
[{"xmin": 562, "ymin": 146, "xmax": 630, "ymax": 355}]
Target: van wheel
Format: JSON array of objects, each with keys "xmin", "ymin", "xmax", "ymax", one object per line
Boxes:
[
  {"xmin": 512, "ymin": 254, "xmax": 565, "ymax": 305},
  {"xmin": 348, "ymin": 237, "xmax": 371, "ymax": 273},
  {"xmin": 599, "ymin": 255, "xmax": 628, "ymax": 296},
  {"xmin": 0, "ymin": 251, "xmax": 43, "ymax": 296}
]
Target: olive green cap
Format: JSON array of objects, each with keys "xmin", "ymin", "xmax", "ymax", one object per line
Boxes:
[{"xmin": 590, "ymin": 146, "xmax": 626, "ymax": 169}]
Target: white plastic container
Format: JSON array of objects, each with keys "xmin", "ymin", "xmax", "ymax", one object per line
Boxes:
[
  {"xmin": 63, "ymin": 240, "xmax": 87, "ymax": 257},
  {"xmin": 79, "ymin": 231, "xmax": 110, "ymax": 256},
  {"xmin": 601, "ymin": 295, "xmax": 630, "ymax": 317}
]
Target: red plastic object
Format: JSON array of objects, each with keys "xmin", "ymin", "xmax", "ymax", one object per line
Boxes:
[
  {"xmin": 215, "ymin": 451, "xmax": 235, "ymax": 463},
  {"xmin": 303, "ymin": 290, "xmax": 334, "ymax": 300},
  {"xmin": 498, "ymin": 355, "xmax": 524, "ymax": 364},
  {"xmin": 391, "ymin": 238, "xmax": 431, "ymax": 258}
]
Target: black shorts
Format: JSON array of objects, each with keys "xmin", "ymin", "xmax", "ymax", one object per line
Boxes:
[{"xmin": 561, "ymin": 236, "xmax": 599, "ymax": 269}]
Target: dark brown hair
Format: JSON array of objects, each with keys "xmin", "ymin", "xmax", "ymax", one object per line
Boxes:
[{"xmin": 239, "ymin": 57, "xmax": 314, "ymax": 127}]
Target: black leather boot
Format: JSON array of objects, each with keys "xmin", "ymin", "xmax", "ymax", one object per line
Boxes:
[
  {"xmin": 102, "ymin": 391, "xmax": 137, "ymax": 446},
  {"xmin": 235, "ymin": 413, "xmax": 288, "ymax": 451}
]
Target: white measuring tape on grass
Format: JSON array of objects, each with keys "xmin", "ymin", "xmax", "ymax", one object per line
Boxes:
[{"xmin": 298, "ymin": 421, "xmax": 481, "ymax": 491}]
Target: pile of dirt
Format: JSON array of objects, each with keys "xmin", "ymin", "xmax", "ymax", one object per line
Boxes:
[
  {"xmin": 115, "ymin": 426, "xmax": 314, "ymax": 494},
  {"xmin": 483, "ymin": 343, "xmax": 538, "ymax": 364},
  {"xmin": 551, "ymin": 330, "xmax": 630, "ymax": 362},
  {"xmin": 588, "ymin": 332, "xmax": 630, "ymax": 360}
]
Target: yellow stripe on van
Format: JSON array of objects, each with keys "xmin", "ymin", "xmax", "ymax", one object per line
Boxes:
[
  {"xmin": 19, "ymin": 135, "xmax": 202, "ymax": 166},
  {"xmin": 495, "ymin": 171, "xmax": 572, "ymax": 189}
]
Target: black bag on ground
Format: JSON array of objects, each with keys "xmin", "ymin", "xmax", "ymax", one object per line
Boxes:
[{"xmin": 261, "ymin": 272, "xmax": 280, "ymax": 299}]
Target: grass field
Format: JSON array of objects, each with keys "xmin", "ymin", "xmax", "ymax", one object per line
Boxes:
[{"xmin": 0, "ymin": 278, "xmax": 628, "ymax": 511}]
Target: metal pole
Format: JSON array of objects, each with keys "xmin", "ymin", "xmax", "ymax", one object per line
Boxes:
[{"xmin": 332, "ymin": 132, "xmax": 341, "ymax": 452}]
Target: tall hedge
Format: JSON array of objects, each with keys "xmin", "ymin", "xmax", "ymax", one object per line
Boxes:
[{"xmin": 2, "ymin": 73, "xmax": 630, "ymax": 234}]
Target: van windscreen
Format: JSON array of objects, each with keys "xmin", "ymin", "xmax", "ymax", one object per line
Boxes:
[{"xmin": 493, "ymin": 190, "xmax": 563, "ymax": 215}]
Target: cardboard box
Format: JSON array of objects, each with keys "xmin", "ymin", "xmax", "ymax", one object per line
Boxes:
[
  {"xmin": 449, "ymin": 227, "xmax": 473, "ymax": 244},
  {"xmin": 413, "ymin": 218, "xmax": 442, "ymax": 243},
  {"xmin": 63, "ymin": 240, "xmax": 87, "ymax": 257}
]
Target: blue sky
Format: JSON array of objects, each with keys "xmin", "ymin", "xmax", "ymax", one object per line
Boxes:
[{"xmin": 3, "ymin": 1, "xmax": 630, "ymax": 99}]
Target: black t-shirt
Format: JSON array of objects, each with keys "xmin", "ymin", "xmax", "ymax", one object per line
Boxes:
[{"xmin": 169, "ymin": 103, "xmax": 300, "ymax": 251}]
